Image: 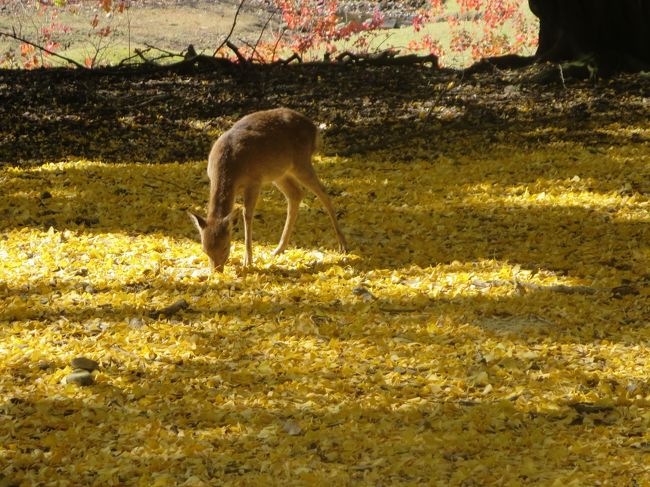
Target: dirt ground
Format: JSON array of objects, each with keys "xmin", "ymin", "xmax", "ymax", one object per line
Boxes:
[{"xmin": 123, "ymin": 0, "xmax": 275, "ymax": 53}]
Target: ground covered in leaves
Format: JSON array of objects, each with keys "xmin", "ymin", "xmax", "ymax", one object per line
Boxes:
[{"xmin": 0, "ymin": 64, "xmax": 649, "ymax": 485}]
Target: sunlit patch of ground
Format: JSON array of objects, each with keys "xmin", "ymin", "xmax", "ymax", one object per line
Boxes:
[{"xmin": 1, "ymin": 137, "xmax": 648, "ymax": 484}]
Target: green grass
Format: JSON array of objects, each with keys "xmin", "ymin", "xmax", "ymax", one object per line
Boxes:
[{"xmin": 1, "ymin": 1, "xmax": 538, "ymax": 69}]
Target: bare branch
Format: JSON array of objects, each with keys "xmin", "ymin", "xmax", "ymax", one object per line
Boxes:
[
  {"xmin": 240, "ymin": 39, "xmax": 266, "ymax": 63},
  {"xmin": 274, "ymin": 52, "xmax": 302, "ymax": 65},
  {"xmin": 225, "ymin": 40, "xmax": 248, "ymax": 65},
  {"xmin": 144, "ymin": 43, "xmax": 180, "ymax": 57},
  {"xmin": 0, "ymin": 30, "xmax": 87, "ymax": 69},
  {"xmin": 250, "ymin": 11, "xmax": 275, "ymax": 62},
  {"xmin": 213, "ymin": 0, "xmax": 246, "ymax": 58},
  {"xmin": 426, "ymin": 69, "xmax": 463, "ymax": 119},
  {"xmin": 118, "ymin": 47, "xmax": 152, "ymax": 66},
  {"xmin": 271, "ymin": 27, "xmax": 288, "ymax": 62}
]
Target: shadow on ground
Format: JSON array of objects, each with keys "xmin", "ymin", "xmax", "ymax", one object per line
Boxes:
[{"xmin": 1, "ymin": 64, "xmax": 648, "ymax": 164}]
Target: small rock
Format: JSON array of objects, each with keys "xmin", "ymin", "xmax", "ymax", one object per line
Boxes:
[
  {"xmin": 73, "ymin": 216, "xmax": 99, "ymax": 227},
  {"xmin": 129, "ymin": 317, "xmax": 144, "ymax": 329},
  {"xmin": 611, "ymin": 285, "xmax": 639, "ymax": 299},
  {"xmin": 282, "ymin": 419, "xmax": 302, "ymax": 436},
  {"xmin": 63, "ymin": 369, "xmax": 94, "ymax": 386},
  {"xmin": 149, "ymin": 299, "xmax": 189, "ymax": 318},
  {"xmin": 71, "ymin": 357, "xmax": 99, "ymax": 371},
  {"xmin": 352, "ymin": 285, "xmax": 368, "ymax": 295},
  {"xmin": 352, "ymin": 285, "xmax": 375, "ymax": 301}
]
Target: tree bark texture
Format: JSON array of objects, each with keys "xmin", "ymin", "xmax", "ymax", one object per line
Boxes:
[{"xmin": 529, "ymin": 0, "xmax": 650, "ymax": 71}]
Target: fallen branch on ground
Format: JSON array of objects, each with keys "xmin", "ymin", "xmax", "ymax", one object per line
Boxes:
[
  {"xmin": 471, "ymin": 278, "xmax": 598, "ymax": 295},
  {"xmin": 335, "ymin": 50, "xmax": 438, "ymax": 67},
  {"xmin": 152, "ymin": 43, "xmax": 438, "ymax": 71},
  {"xmin": 471, "ymin": 278, "xmax": 642, "ymax": 298},
  {"xmin": 225, "ymin": 40, "xmax": 248, "ymax": 65}
]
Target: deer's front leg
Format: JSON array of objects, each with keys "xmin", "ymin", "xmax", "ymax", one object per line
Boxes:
[{"xmin": 242, "ymin": 184, "xmax": 260, "ymax": 267}]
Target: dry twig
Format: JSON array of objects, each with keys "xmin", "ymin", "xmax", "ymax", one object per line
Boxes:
[{"xmin": 214, "ymin": 0, "xmax": 247, "ymax": 57}]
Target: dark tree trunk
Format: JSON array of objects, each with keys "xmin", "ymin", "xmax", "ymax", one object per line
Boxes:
[
  {"xmin": 469, "ymin": 0, "xmax": 650, "ymax": 75},
  {"xmin": 530, "ymin": 0, "xmax": 650, "ymax": 72}
]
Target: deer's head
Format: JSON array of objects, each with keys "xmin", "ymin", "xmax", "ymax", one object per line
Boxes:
[{"xmin": 188, "ymin": 208, "xmax": 241, "ymax": 272}]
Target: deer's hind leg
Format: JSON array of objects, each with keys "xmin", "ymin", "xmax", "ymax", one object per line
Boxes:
[
  {"xmin": 290, "ymin": 160, "xmax": 347, "ymax": 253},
  {"xmin": 273, "ymin": 175, "xmax": 304, "ymax": 256}
]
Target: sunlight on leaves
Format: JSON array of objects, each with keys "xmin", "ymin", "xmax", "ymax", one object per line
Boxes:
[{"xmin": 0, "ymin": 138, "xmax": 649, "ymax": 484}]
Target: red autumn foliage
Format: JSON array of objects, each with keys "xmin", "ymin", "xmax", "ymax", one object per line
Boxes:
[
  {"xmin": 252, "ymin": 0, "xmax": 536, "ymax": 65},
  {"xmin": 2, "ymin": 0, "xmax": 538, "ymax": 68}
]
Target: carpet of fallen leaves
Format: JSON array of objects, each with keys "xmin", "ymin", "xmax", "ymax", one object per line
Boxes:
[{"xmin": 0, "ymin": 64, "xmax": 649, "ymax": 486}]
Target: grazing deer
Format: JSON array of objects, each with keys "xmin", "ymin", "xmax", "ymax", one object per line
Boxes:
[{"xmin": 188, "ymin": 108, "xmax": 347, "ymax": 271}]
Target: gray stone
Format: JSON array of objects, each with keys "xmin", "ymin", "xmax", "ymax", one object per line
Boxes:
[
  {"xmin": 63, "ymin": 369, "xmax": 94, "ymax": 386},
  {"xmin": 71, "ymin": 357, "xmax": 99, "ymax": 371},
  {"xmin": 282, "ymin": 420, "xmax": 302, "ymax": 436},
  {"xmin": 129, "ymin": 317, "xmax": 144, "ymax": 329}
]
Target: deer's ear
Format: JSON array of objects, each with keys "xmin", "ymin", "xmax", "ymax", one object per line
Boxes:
[
  {"xmin": 188, "ymin": 211, "xmax": 208, "ymax": 232},
  {"xmin": 222, "ymin": 207, "xmax": 242, "ymax": 225}
]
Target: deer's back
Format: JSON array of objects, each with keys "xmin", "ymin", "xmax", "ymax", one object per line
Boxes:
[{"xmin": 208, "ymin": 108, "xmax": 317, "ymax": 185}]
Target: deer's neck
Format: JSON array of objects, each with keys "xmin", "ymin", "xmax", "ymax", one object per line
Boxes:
[{"xmin": 207, "ymin": 173, "xmax": 236, "ymax": 220}]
